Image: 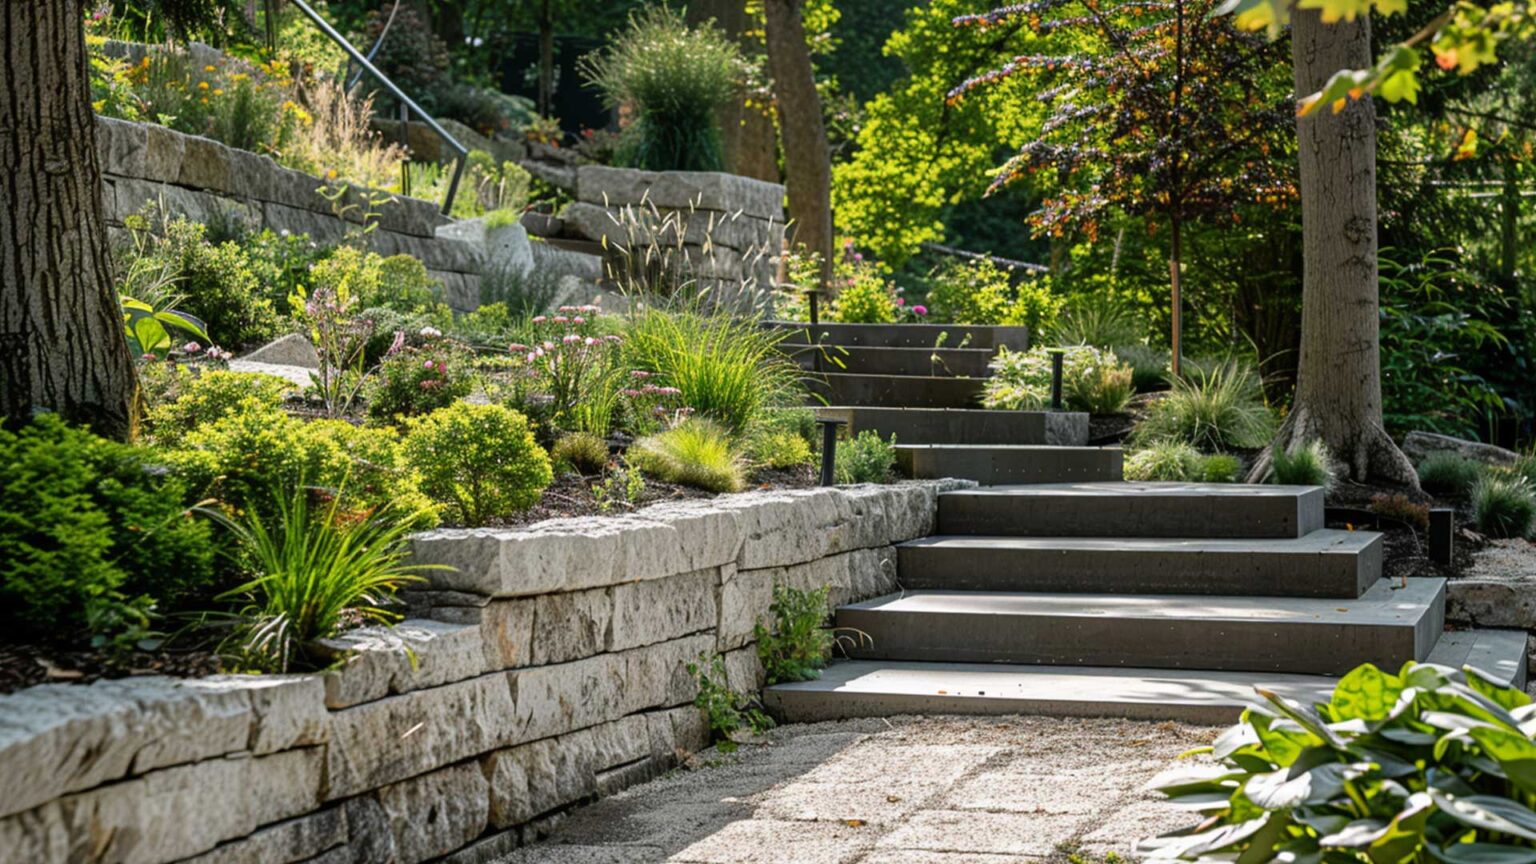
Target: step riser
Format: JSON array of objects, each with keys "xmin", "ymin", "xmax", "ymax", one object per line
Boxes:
[
  {"xmin": 806, "ymin": 375, "xmax": 983, "ymax": 409},
  {"xmin": 786, "ymin": 347, "xmax": 993, "ymax": 378},
  {"xmin": 899, "ymin": 448, "xmax": 1123, "ymax": 485},
  {"xmin": 938, "ymin": 488, "xmax": 1326, "ymax": 539},
  {"xmin": 897, "ymin": 536, "xmax": 1382, "ymax": 598},
  {"xmin": 765, "ymin": 687, "xmax": 1256, "ymax": 725},
  {"xmin": 839, "ymin": 589, "xmax": 1444, "ymax": 677},
  {"xmin": 770, "ymin": 322, "xmax": 1029, "ymax": 351},
  {"xmin": 818, "ymin": 408, "xmax": 1090, "ymax": 447}
]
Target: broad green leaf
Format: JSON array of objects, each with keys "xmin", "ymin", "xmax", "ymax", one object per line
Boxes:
[
  {"xmin": 1437, "ymin": 843, "xmax": 1536, "ymax": 864},
  {"xmin": 1209, "ymin": 0, "xmax": 1290, "ymax": 35},
  {"xmin": 155, "ymin": 309, "xmax": 208, "ymax": 341},
  {"xmin": 1369, "ymin": 792, "xmax": 1434, "ymax": 863},
  {"xmin": 1140, "ymin": 816, "xmax": 1270, "ymax": 858},
  {"xmin": 1428, "ymin": 791, "xmax": 1536, "ymax": 842},
  {"xmin": 1261, "ymin": 688, "xmax": 1350, "ymax": 749},
  {"xmin": 1244, "ymin": 762, "xmax": 1368, "ymax": 810},
  {"xmin": 1331, "ymin": 663, "xmax": 1403, "ymax": 722},
  {"xmin": 1321, "ymin": 819, "xmax": 1389, "ymax": 847},
  {"xmin": 1469, "ymin": 727, "xmax": 1536, "ymax": 794},
  {"xmin": 1237, "ymin": 812, "xmax": 1291, "ymax": 863},
  {"xmin": 1217, "ymin": 717, "xmax": 1263, "ymax": 758},
  {"xmin": 1253, "ymin": 712, "xmax": 1319, "ymax": 766}
]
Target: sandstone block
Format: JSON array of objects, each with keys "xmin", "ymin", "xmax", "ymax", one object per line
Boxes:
[
  {"xmin": 178, "ymin": 134, "xmax": 233, "ymax": 193},
  {"xmin": 378, "ymin": 762, "xmax": 490, "ymax": 864},
  {"xmin": 532, "ymin": 587, "xmax": 613, "ymax": 665},
  {"xmin": 1403, "ymin": 431, "xmax": 1520, "ymax": 468},
  {"xmin": 98, "ymin": 116, "xmax": 148, "ymax": 179},
  {"xmin": 433, "ymin": 598, "xmax": 536, "ymax": 671},
  {"xmin": 507, "ymin": 654, "xmax": 626, "ymax": 745},
  {"xmin": 143, "ymin": 122, "xmax": 186, "ymax": 182},
  {"xmin": 239, "ymin": 334, "xmax": 319, "ymax": 369},
  {"xmin": 610, "ymin": 568, "xmax": 718, "ymax": 651},
  {"xmin": 575, "ymin": 166, "xmax": 784, "ymax": 221},
  {"xmin": 196, "ymin": 674, "xmax": 329, "ymax": 755},
  {"xmin": 319, "ymin": 619, "xmax": 486, "ymax": 708},
  {"xmin": 179, "ymin": 807, "xmax": 346, "ymax": 864}
]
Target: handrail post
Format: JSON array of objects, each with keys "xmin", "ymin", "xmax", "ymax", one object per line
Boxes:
[{"xmin": 286, "ymin": 0, "xmax": 468, "ymax": 215}]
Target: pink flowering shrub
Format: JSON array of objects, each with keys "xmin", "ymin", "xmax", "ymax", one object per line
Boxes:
[
  {"xmin": 501, "ymin": 306, "xmax": 633, "ymax": 435},
  {"xmin": 366, "ymin": 331, "xmax": 475, "ymax": 422}
]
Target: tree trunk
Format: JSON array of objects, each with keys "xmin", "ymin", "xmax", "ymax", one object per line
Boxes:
[
  {"xmin": 1249, "ymin": 3, "xmax": 1415, "ymax": 486},
  {"xmin": 537, "ymin": 0, "xmax": 554, "ymax": 118},
  {"xmin": 763, "ymin": 0, "xmax": 833, "ymax": 287},
  {"xmin": 687, "ymin": 0, "xmax": 782, "ymax": 184},
  {"xmin": 1499, "ymin": 157, "xmax": 1519, "ymax": 283},
  {"xmin": 1, "ymin": 0, "xmax": 137, "ymax": 440},
  {"xmin": 1169, "ymin": 217, "xmax": 1183, "ymax": 378}
]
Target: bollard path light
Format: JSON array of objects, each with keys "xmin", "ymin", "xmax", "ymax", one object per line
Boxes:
[
  {"xmin": 816, "ymin": 417, "xmax": 848, "ymax": 486},
  {"xmin": 1046, "ymin": 348, "xmax": 1066, "ymax": 411}
]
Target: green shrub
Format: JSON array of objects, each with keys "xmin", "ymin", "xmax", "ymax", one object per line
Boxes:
[
  {"xmin": 749, "ymin": 431, "xmax": 814, "ymax": 469},
  {"xmin": 551, "ymin": 432, "xmax": 611, "ymax": 474},
  {"xmin": 1147, "ymin": 661, "xmax": 1536, "ymax": 861},
  {"xmin": 924, "ymin": 257, "xmax": 1065, "ymax": 332},
  {"xmin": 831, "ymin": 275, "xmax": 898, "ymax": 324},
  {"xmin": 579, "ymin": 6, "xmax": 741, "ymax": 171},
  {"xmin": 0, "ymin": 415, "xmax": 217, "ymax": 645},
  {"xmin": 1132, "ymin": 360, "xmax": 1275, "ymax": 451},
  {"xmin": 1199, "ymin": 452, "xmax": 1243, "ymax": 483},
  {"xmin": 170, "ymin": 400, "xmax": 434, "ymax": 521},
  {"xmin": 983, "ymin": 345, "xmax": 1133, "ymax": 413},
  {"xmin": 1112, "ymin": 343, "xmax": 1171, "ymax": 392},
  {"xmin": 372, "ymin": 255, "xmax": 443, "ymax": 314},
  {"xmin": 366, "ymin": 339, "xmax": 477, "ymax": 423},
  {"xmin": 154, "ymin": 217, "xmax": 283, "ymax": 349},
  {"xmin": 622, "ymin": 309, "xmax": 802, "ymax": 434},
  {"xmin": 1124, "ymin": 441, "xmax": 1204, "ymax": 481},
  {"xmin": 404, "ymin": 402, "xmax": 553, "ymax": 525},
  {"xmin": 686, "ymin": 652, "xmax": 773, "ymax": 752},
  {"xmin": 478, "ymin": 261, "xmax": 565, "ymax": 319},
  {"xmin": 1271, "ymin": 438, "xmax": 1336, "ymax": 490},
  {"xmin": 210, "ymin": 484, "xmax": 437, "ymax": 673},
  {"xmin": 835, "ymin": 430, "xmax": 897, "ymax": 484},
  {"xmin": 1473, "ymin": 473, "xmax": 1536, "ymax": 539},
  {"xmin": 1417, "ymin": 451, "xmax": 1483, "ymax": 499},
  {"xmin": 147, "ymin": 369, "xmax": 294, "ymax": 446},
  {"xmin": 629, "ymin": 418, "xmax": 746, "ymax": 493},
  {"xmin": 754, "ymin": 584, "xmax": 835, "ymax": 684}
]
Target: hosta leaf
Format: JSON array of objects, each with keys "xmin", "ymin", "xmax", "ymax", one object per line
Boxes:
[
  {"xmin": 1320, "ymin": 819, "xmax": 1389, "ymax": 847},
  {"xmin": 1244, "ymin": 763, "xmax": 1368, "ymax": 810},
  {"xmin": 1468, "ymin": 727, "xmax": 1536, "ymax": 794},
  {"xmin": 1428, "ymin": 791, "xmax": 1536, "ymax": 842},
  {"xmin": 1467, "ymin": 668, "xmax": 1531, "ymax": 711},
  {"xmin": 1261, "ymin": 688, "xmax": 1350, "ymax": 749},
  {"xmin": 1368, "ymin": 792, "xmax": 1434, "ymax": 863},
  {"xmin": 1152, "ymin": 764, "xmax": 1247, "ymax": 797},
  {"xmin": 1331, "ymin": 664, "xmax": 1403, "ymax": 723},
  {"xmin": 1141, "ymin": 816, "xmax": 1270, "ymax": 858},
  {"xmin": 1237, "ymin": 812, "xmax": 1292, "ymax": 863},
  {"xmin": 1436, "ymin": 843, "xmax": 1536, "ymax": 863},
  {"xmin": 1254, "ymin": 712, "xmax": 1320, "ymax": 767},
  {"xmin": 1218, "ymin": 717, "xmax": 1263, "ymax": 758},
  {"xmin": 155, "ymin": 309, "xmax": 208, "ymax": 340},
  {"xmin": 1379, "ymin": 727, "xmax": 1438, "ymax": 747}
]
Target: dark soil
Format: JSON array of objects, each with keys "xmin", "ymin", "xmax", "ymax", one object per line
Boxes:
[
  {"xmin": 0, "ymin": 642, "xmax": 223, "ymax": 695},
  {"xmin": 1089, "ymin": 413, "xmax": 1137, "ymax": 445},
  {"xmin": 1324, "ymin": 481, "xmax": 1482, "ymax": 584}
]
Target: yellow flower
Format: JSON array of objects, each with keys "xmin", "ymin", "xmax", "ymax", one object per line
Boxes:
[
  {"xmin": 203, "ymin": 65, "xmax": 216, "ymax": 73},
  {"xmin": 231, "ymin": 73, "xmax": 249, "ymax": 82},
  {"xmin": 326, "ymin": 169, "xmax": 338, "ymax": 180},
  {"xmin": 212, "ymin": 88, "xmax": 223, "ymax": 96},
  {"xmin": 197, "ymin": 81, "xmax": 210, "ymax": 91}
]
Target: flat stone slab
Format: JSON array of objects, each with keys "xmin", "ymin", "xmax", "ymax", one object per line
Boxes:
[
  {"xmin": 897, "ymin": 445, "xmax": 1123, "ymax": 485},
  {"xmin": 837, "ymin": 578, "xmax": 1446, "ymax": 675},
  {"xmin": 938, "ymin": 482, "xmax": 1326, "ymax": 539},
  {"xmin": 898, "ymin": 529, "xmax": 1381, "ymax": 598},
  {"xmin": 768, "ymin": 322, "xmax": 1029, "ymax": 351},
  {"xmin": 227, "ymin": 359, "xmax": 315, "ymax": 388},
  {"xmin": 817, "ymin": 407, "xmax": 1089, "ymax": 447}
]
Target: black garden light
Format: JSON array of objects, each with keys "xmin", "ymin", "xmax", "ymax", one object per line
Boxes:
[
  {"xmin": 1047, "ymin": 348, "xmax": 1066, "ymax": 411},
  {"xmin": 816, "ymin": 417, "xmax": 847, "ymax": 486}
]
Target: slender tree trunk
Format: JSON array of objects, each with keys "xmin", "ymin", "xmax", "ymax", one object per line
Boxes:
[
  {"xmin": 763, "ymin": 0, "xmax": 833, "ymax": 287},
  {"xmin": 1500, "ymin": 157, "xmax": 1519, "ymax": 283},
  {"xmin": 1, "ymin": 0, "xmax": 137, "ymax": 439},
  {"xmin": 1169, "ymin": 217, "xmax": 1184, "ymax": 378},
  {"xmin": 1249, "ymin": 3, "xmax": 1415, "ymax": 486},
  {"xmin": 537, "ymin": 0, "xmax": 554, "ymax": 118}
]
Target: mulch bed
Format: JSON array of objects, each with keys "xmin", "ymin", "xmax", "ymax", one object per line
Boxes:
[
  {"xmin": 1325, "ymin": 480, "xmax": 1482, "ymax": 583},
  {"xmin": 0, "ymin": 642, "xmax": 223, "ymax": 696}
]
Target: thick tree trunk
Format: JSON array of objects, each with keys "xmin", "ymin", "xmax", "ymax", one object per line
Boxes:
[
  {"xmin": 1, "ymin": 0, "xmax": 137, "ymax": 439},
  {"xmin": 687, "ymin": 0, "xmax": 782, "ymax": 184},
  {"xmin": 763, "ymin": 0, "xmax": 833, "ymax": 287},
  {"xmin": 1249, "ymin": 4, "xmax": 1415, "ymax": 486}
]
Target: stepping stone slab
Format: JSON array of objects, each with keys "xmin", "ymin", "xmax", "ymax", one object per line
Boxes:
[
  {"xmin": 937, "ymin": 482, "xmax": 1326, "ymax": 539},
  {"xmin": 818, "ymin": 407, "xmax": 1089, "ymax": 447},
  {"xmin": 806, "ymin": 373, "xmax": 984, "ymax": 410},
  {"xmin": 897, "ymin": 445, "xmax": 1123, "ymax": 485},
  {"xmin": 835, "ymin": 578, "xmax": 1446, "ymax": 676}
]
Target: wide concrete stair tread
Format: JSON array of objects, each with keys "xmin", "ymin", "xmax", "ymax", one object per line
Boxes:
[
  {"xmin": 818, "ymin": 407, "xmax": 1090, "ymax": 447},
  {"xmin": 766, "ymin": 628, "xmax": 1527, "ymax": 725},
  {"xmin": 805, "ymin": 373, "xmax": 984, "ymax": 409},
  {"xmin": 768, "ymin": 321, "xmax": 1029, "ymax": 350},
  {"xmin": 899, "ymin": 529, "xmax": 1381, "ymax": 597},
  {"xmin": 939, "ymin": 482, "xmax": 1325, "ymax": 539},
  {"xmin": 838, "ymin": 579, "xmax": 1446, "ymax": 675},
  {"xmin": 785, "ymin": 344, "xmax": 994, "ymax": 377},
  {"xmin": 898, "ymin": 444, "xmax": 1123, "ymax": 484}
]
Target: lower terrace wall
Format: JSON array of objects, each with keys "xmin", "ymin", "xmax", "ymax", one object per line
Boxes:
[{"xmin": 0, "ymin": 480, "xmax": 968, "ymax": 864}]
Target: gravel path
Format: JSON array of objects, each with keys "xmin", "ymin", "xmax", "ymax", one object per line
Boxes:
[{"xmin": 495, "ymin": 715, "xmax": 1219, "ymax": 864}]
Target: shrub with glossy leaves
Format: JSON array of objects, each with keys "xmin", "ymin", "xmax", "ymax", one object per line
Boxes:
[
  {"xmin": 1146, "ymin": 661, "xmax": 1536, "ymax": 862},
  {"xmin": 629, "ymin": 418, "xmax": 746, "ymax": 493},
  {"xmin": 1473, "ymin": 473, "xmax": 1536, "ymax": 539},
  {"xmin": 404, "ymin": 402, "xmax": 553, "ymax": 525}
]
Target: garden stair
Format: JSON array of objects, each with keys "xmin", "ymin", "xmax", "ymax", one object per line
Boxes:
[
  {"xmin": 764, "ymin": 481, "xmax": 1529, "ymax": 725},
  {"xmin": 767, "ymin": 321, "xmax": 1123, "ymax": 485}
]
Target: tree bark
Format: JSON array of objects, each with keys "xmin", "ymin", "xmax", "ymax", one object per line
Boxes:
[
  {"xmin": 1, "ymin": 0, "xmax": 137, "ymax": 439},
  {"xmin": 537, "ymin": 0, "xmax": 555, "ymax": 118},
  {"xmin": 687, "ymin": 0, "xmax": 781, "ymax": 184},
  {"xmin": 1249, "ymin": 3, "xmax": 1415, "ymax": 486},
  {"xmin": 763, "ymin": 0, "xmax": 833, "ymax": 287}
]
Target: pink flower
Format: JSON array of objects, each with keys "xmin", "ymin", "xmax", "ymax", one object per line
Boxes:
[
  {"xmin": 181, "ymin": 341, "xmax": 202, "ymax": 354},
  {"xmin": 423, "ymin": 360, "xmax": 435, "ymax": 369},
  {"xmin": 387, "ymin": 331, "xmax": 406, "ymax": 356},
  {"xmin": 573, "ymin": 316, "xmax": 586, "ymax": 325},
  {"xmin": 895, "ymin": 297, "xmax": 905, "ymax": 307},
  {"xmin": 542, "ymin": 341, "xmax": 554, "ymax": 351},
  {"xmin": 630, "ymin": 370, "xmax": 652, "ymax": 379},
  {"xmin": 532, "ymin": 316, "xmax": 548, "ymax": 324},
  {"xmin": 508, "ymin": 343, "xmax": 528, "ymax": 353},
  {"xmin": 552, "ymin": 316, "xmax": 570, "ymax": 324},
  {"xmin": 913, "ymin": 305, "xmax": 928, "ymax": 316},
  {"xmin": 526, "ymin": 352, "xmax": 537, "ymax": 362},
  {"xmin": 563, "ymin": 334, "xmax": 581, "ymax": 344}
]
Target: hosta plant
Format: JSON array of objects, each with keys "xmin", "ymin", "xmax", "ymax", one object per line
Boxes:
[{"xmin": 1144, "ymin": 661, "xmax": 1536, "ymax": 862}]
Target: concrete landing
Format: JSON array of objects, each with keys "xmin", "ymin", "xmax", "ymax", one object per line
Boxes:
[
  {"xmin": 898, "ymin": 530, "xmax": 1382, "ymax": 598},
  {"xmin": 838, "ymin": 578, "xmax": 1446, "ymax": 675},
  {"xmin": 817, "ymin": 407, "xmax": 1090, "ymax": 447},
  {"xmin": 938, "ymin": 482, "xmax": 1326, "ymax": 539},
  {"xmin": 897, "ymin": 444, "xmax": 1123, "ymax": 485}
]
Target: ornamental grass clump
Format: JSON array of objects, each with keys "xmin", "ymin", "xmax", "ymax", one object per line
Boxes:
[
  {"xmin": 1473, "ymin": 473, "xmax": 1536, "ymax": 539},
  {"xmin": 1133, "ymin": 359, "xmax": 1275, "ymax": 451},
  {"xmin": 1418, "ymin": 451, "xmax": 1484, "ymax": 499},
  {"xmin": 628, "ymin": 418, "xmax": 746, "ymax": 493},
  {"xmin": 1145, "ymin": 661, "xmax": 1536, "ymax": 861},
  {"xmin": 1271, "ymin": 438, "xmax": 1336, "ymax": 490},
  {"xmin": 580, "ymin": 5, "xmax": 742, "ymax": 171}
]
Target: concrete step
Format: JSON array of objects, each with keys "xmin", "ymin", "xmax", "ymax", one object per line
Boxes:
[
  {"xmin": 765, "ymin": 627, "xmax": 1527, "ymax": 725},
  {"xmin": 806, "ymin": 373, "xmax": 984, "ymax": 409},
  {"xmin": 768, "ymin": 322, "xmax": 1029, "ymax": 351},
  {"xmin": 837, "ymin": 579, "xmax": 1446, "ymax": 676},
  {"xmin": 898, "ymin": 530, "xmax": 1382, "ymax": 598},
  {"xmin": 938, "ymin": 482, "xmax": 1326, "ymax": 539},
  {"xmin": 785, "ymin": 345, "xmax": 994, "ymax": 378},
  {"xmin": 898, "ymin": 445, "xmax": 1123, "ymax": 485},
  {"xmin": 817, "ymin": 407, "xmax": 1089, "ymax": 447}
]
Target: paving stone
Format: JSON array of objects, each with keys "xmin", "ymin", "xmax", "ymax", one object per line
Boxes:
[
  {"xmin": 378, "ymin": 762, "xmax": 491, "ymax": 864},
  {"xmin": 875, "ymin": 809, "xmax": 1086, "ymax": 857},
  {"xmin": 752, "ymin": 779, "xmax": 937, "ymax": 826},
  {"xmin": 671, "ymin": 819, "xmax": 873, "ymax": 864}
]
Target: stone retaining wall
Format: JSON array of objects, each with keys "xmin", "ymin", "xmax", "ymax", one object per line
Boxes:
[
  {"xmin": 95, "ymin": 117, "xmax": 487, "ymax": 310},
  {"xmin": 0, "ymin": 481, "xmax": 967, "ymax": 864}
]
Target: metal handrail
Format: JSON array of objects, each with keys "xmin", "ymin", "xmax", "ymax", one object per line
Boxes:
[{"xmin": 287, "ymin": 0, "xmax": 466, "ymax": 215}]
